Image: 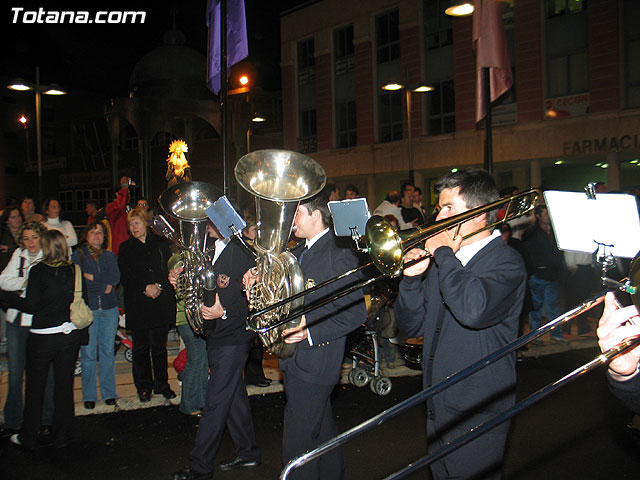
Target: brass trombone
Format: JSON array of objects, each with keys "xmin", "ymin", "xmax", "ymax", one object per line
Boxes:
[
  {"xmin": 280, "ymin": 283, "xmax": 640, "ymax": 479},
  {"xmin": 246, "ymin": 188, "xmax": 541, "ymax": 334}
]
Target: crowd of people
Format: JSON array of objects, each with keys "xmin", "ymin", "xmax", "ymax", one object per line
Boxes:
[{"xmin": 0, "ymin": 171, "xmax": 638, "ymax": 480}]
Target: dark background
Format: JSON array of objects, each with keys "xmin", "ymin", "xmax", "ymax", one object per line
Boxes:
[{"xmin": 2, "ymin": 0, "xmax": 313, "ymax": 97}]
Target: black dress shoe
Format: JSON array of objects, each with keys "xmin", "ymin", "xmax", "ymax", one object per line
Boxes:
[
  {"xmin": 139, "ymin": 392, "xmax": 151, "ymax": 403},
  {"xmin": 0, "ymin": 426, "xmax": 20, "ymax": 439},
  {"xmin": 105, "ymin": 398, "xmax": 117, "ymax": 406},
  {"xmin": 248, "ymin": 379, "xmax": 271, "ymax": 388},
  {"xmin": 84, "ymin": 401, "xmax": 95, "ymax": 409},
  {"xmin": 171, "ymin": 467, "xmax": 212, "ymax": 480},
  {"xmin": 162, "ymin": 389, "xmax": 177, "ymax": 400},
  {"xmin": 217, "ymin": 457, "xmax": 261, "ymax": 471}
]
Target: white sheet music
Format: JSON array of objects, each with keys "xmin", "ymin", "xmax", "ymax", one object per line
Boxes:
[{"xmin": 544, "ymin": 190, "xmax": 640, "ymax": 258}]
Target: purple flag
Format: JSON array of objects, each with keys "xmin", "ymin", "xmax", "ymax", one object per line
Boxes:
[{"xmin": 206, "ymin": 0, "xmax": 249, "ymax": 94}]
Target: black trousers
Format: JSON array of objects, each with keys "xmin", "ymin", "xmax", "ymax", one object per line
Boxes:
[
  {"xmin": 282, "ymin": 373, "xmax": 345, "ymax": 480},
  {"xmin": 21, "ymin": 330, "xmax": 81, "ymax": 448},
  {"xmin": 190, "ymin": 341, "xmax": 260, "ymax": 475},
  {"xmin": 244, "ymin": 339, "xmax": 268, "ymax": 384},
  {"xmin": 131, "ymin": 325, "xmax": 170, "ymax": 394},
  {"xmin": 427, "ymin": 418, "xmax": 507, "ymax": 480}
]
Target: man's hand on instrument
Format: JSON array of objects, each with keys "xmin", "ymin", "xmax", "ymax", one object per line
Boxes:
[
  {"xmin": 242, "ymin": 267, "xmax": 260, "ymax": 300},
  {"xmin": 425, "ymin": 227, "xmax": 463, "ymax": 255},
  {"xmin": 201, "ymin": 294, "xmax": 224, "ymax": 320},
  {"xmin": 283, "ymin": 315, "xmax": 308, "ymax": 344},
  {"xmin": 403, "ymin": 247, "xmax": 430, "ymax": 277},
  {"xmin": 597, "ymin": 292, "xmax": 640, "ymax": 380}
]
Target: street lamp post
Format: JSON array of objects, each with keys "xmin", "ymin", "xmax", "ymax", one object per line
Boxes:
[
  {"xmin": 381, "ymin": 80, "xmax": 433, "ymax": 185},
  {"xmin": 7, "ymin": 66, "xmax": 67, "ymax": 205},
  {"xmin": 246, "ymin": 113, "xmax": 266, "ymax": 153}
]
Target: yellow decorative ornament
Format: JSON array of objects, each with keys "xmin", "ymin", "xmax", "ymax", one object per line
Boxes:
[{"xmin": 166, "ymin": 139, "xmax": 192, "ymax": 186}]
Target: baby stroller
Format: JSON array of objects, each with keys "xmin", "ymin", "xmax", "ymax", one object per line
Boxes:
[
  {"xmin": 344, "ymin": 289, "xmax": 393, "ymax": 396},
  {"xmin": 114, "ymin": 308, "xmax": 133, "ymax": 362}
]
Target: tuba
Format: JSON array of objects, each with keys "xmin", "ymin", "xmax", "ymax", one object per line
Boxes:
[
  {"xmin": 235, "ymin": 149, "xmax": 326, "ymax": 358},
  {"xmin": 159, "ymin": 181, "xmax": 221, "ymax": 336}
]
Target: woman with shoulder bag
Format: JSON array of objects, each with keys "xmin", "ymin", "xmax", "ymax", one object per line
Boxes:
[
  {"xmin": 0, "ymin": 230, "xmax": 87, "ymax": 450},
  {"xmin": 72, "ymin": 221, "xmax": 120, "ymax": 410}
]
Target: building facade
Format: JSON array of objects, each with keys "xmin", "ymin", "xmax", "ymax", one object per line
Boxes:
[{"xmin": 280, "ymin": 0, "xmax": 640, "ymax": 211}]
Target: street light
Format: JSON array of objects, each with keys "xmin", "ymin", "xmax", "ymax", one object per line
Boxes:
[
  {"xmin": 381, "ymin": 80, "xmax": 434, "ymax": 185},
  {"xmin": 246, "ymin": 113, "xmax": 266, "ymax": 153},
  {"xmin": 7, "ymin": 67, "xmax": 67, "ymax": 205},
  {"xmin": 444, "ymin": 1, "xmax": 474, "ymax": 17}
]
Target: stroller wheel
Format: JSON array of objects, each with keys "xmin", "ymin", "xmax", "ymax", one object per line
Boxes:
[
  {"xmin": 370, "ymin": 376, "xmax": 392, "ymax": 396},
  {"xmin": 124, "ymin": 348, "xmax": 134, "ymax": 363},
  {"xmin": 348, "ymin": 367, "xmax": 370, "ymax": 387}
]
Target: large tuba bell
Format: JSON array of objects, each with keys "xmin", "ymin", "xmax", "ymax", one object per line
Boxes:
[
  {"xmin": 159, "ymin": 181, "xmax": 222, "ymax": 336},
  {"xmin": 235, "ymin": 149, "xmax": 326, "ymax": 358}
]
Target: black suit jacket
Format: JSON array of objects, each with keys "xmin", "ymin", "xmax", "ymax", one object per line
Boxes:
[
  {"xmin": 395, "ymin": 235, "xmax": 526, "ymax": 434},
  {"xmin": 279, "ymin": 231, "xmax": 366, "ymax": 386}
]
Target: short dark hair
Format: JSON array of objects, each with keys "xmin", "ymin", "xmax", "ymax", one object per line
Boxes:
[
  {"xmin": 344, "ymin": 184, "xmax": 359, "ymax": 196},
  {"xmin": 300, "ymin": 191, "xmax": 332, "ymax": 228},
  {"xmin": 86, "ymin": 200, "xmax": 99, "ymax": 208},
  {"xmin": 414, "ymin": 187, "xmax": 422, "ymax": 195},
  {"xmin": 401, "ymin": 182, "xmax": 415, "ymax": 194},
  {"xmin": 435, "ymin": 169, "xmax": 499, "ymax": 227},
  {"xmin": 323, "ymin": 182, "xmax": 339, "ymax": 196}
]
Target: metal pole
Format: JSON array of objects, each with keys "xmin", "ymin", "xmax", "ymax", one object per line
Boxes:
[
  {"xmin": 406, "ymin": 88, "xmax": 414, "ymax": 185},
  {"xmin": 483, "ymin": 67, "xmax": 493, "ymax": 176},
  {"xmin": 35, "ymin": 66, "xmax": 43, "ymax": 206},
  {"xmin": 220, "ymin": 0, "xmax": 228, "ymax": 196}
]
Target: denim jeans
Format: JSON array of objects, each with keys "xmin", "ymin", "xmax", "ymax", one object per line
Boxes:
[
  {"xmin": 177, "ymin": 323, "xmax": 208, "ymax": 414},
  {"xmin": 80, "ymin": 307, "xmax": 119, "ymax": 402},
  {"xmin": 4, "ymin": 320, "xmax": 55, "ymax": 429},
  {"xmin": 528, "ymin": 275, "xmax": 563, "ymax": 339}
]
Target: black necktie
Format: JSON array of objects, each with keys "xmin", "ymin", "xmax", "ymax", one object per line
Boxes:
[{"xmin": 298, "ymin": 246, "xmax": 309, "ymax": 264}]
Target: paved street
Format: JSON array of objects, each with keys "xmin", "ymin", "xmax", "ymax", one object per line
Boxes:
[{"xmin": 1, "ymin": 326, "xmax": 639, "ymax": 480}]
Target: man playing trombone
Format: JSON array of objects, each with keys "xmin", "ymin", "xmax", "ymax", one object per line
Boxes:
[{"xmin": 394, "ymin": 169, "xmax": 527, "ymax": 480}]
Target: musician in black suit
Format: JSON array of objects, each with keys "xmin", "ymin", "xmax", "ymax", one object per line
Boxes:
[
  {"xmin": 279, "ymin": 192, "xmax": 366, "ymax": 480},
  {"xmin": 172, "ymin": 235, "xmax": 260, "ymax": 480},
  {"xmin": 394, "ymin": 170, "xmax": 527, "ymax": 480}
]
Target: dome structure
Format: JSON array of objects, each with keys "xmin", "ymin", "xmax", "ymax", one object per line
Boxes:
[{"xmin": 128, "ymin": 27, "xmax": 213, "ymax": 100}]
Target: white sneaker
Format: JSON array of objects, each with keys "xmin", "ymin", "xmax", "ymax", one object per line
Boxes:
[{"xmin": 10, "ymin": 433, "xmax": 22, "ymax": 446}]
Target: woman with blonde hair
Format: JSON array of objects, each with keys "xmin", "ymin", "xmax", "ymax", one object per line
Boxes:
[
  {"xmin": 0, "ymin": 221, "xmax": 56, "ymax": 440},
  {"xmin": 1, "ymin": 230, "xmax": 86, "ymax": 450},
  {"xmin": 118, "ymin": 208, "xmax": 176, "ymax": 403}
]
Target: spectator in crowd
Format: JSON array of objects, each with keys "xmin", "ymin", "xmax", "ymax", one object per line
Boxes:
[
  {"xmin": 20, "ymin": 196, "xmax": 43, "ymax": 223},
  {"xmin": 522, "ymin": 204, "xmax": 567, "ymax": 345},
  {"xmin": 373, "ymin": 190, "xmax": 414, "ymax": 230},
  {"xmin": 85, "ymin": 200, "xmax": 100, "ymax": 223},
  {"xmin": 42, "ymin": 198, "xmax": 78, "ymax": 250},
  {"xmin": 324, "ymin": 182, "xmax": 341, "ymax": 202},
  {"xmin": 1, "ymin": 230, "xmax": 86, "ymax": 450},
  {"xmin": 344, "ymin": 184, "xmax": 360, "ymax": 199},
  {"xmin": 394, "ymin": 169, "xmax": 526, "ymax": 479},
  {"xmin": 412, "ymin": 187, "xmax": 428, "ymax": 223},
  {"xmin": 106, "ymin": 177, "xmax": 131, "ymax": 256},
  {"xmin": 564, "ymin": 250, "xmax": 598, "ymax": 336},
  {"xmin": 118, "ymin": 208, "xmax": 177, "ymax": 403},
  {"xmin": 0, "ymin": 207, "xmax": 24, "ymax": 348},
  {"xmin": 136, "ymin": 197, "xmax": 151, "ymax": 213},
  {"xmin": 0, "ymin": 197, "xmax": 18, "ymax": 217},
  {"xmin": 400, "ymin": 183, "xmax": 424, "ymax": 226},
  {"xmin": 0, "ymin": 221, "xmax": 55, "ymax": 440},
  {"xmin": 597, "ymin": 292, "xmax": 640, "ymax": 413},
  {"xmin": 71, "ymin": 221, "xmax": 121, "ymax": 409},
  {"xmin": 168, "ymin": 253, "xmax": 208, "ymax": 416}
]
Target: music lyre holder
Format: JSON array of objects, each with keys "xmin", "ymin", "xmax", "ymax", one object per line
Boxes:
[
  {"xmin": 205, "ymin": 195, "xmax": 256, "ymax": 257},
  {"xmin": 328, "ymin": 198, "xmax": 371, "ymax": 250},
  {"xmin": 545, "ymin": 185, "xmax": 640, "ymax": 295}
]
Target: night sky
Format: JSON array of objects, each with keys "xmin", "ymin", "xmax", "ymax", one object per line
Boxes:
[{"xmin": 3, "ymin": 0, "xmax": 311, "ymax": 98}]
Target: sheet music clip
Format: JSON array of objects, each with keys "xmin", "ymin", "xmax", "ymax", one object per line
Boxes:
[
  {"xmin": 205, "ymin": 195, "xmax": 246, "ymax": 239},
  {"xmin": 584, "ymin": 182, "xmax": 598, "ymax": 200}
]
